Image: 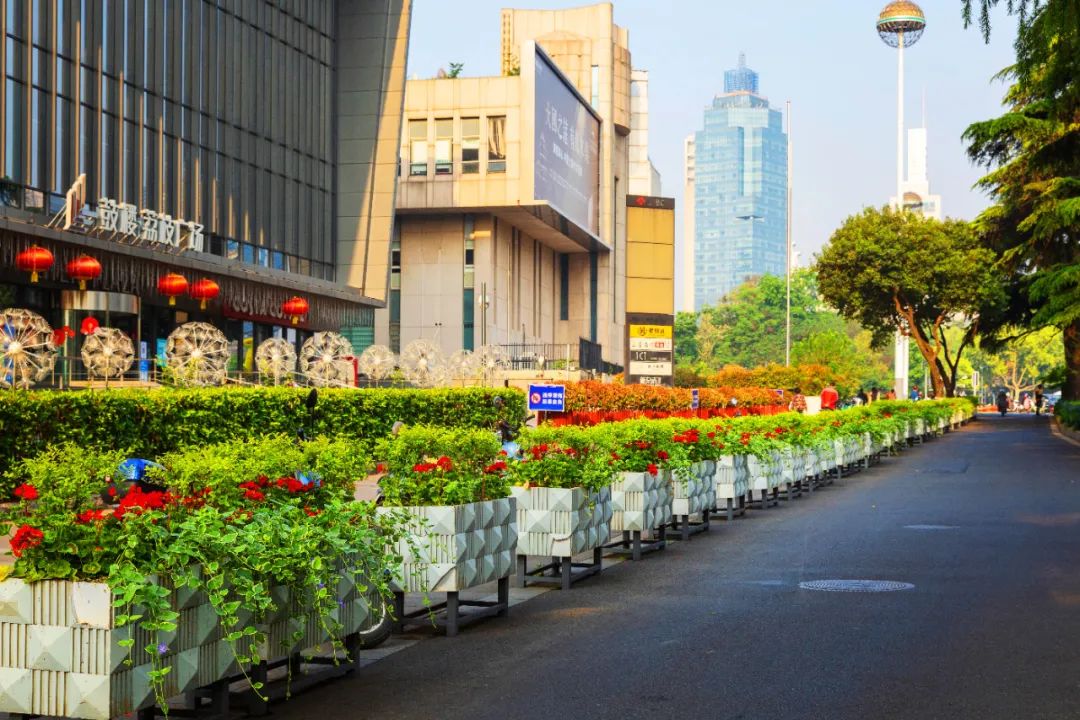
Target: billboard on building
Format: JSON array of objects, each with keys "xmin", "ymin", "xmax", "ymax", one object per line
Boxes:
[{"xmin": 533, "ymin": 47, "xmax": 600, "ymax": 237}]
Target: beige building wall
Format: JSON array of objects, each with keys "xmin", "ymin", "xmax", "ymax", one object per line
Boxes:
[
  {"xmin": 501, "ymin": 3, "xmax": 632, "ymax": 367},
  {"xmin": 629, "ymin": 69, "xmax": 662, "ymax": 196},
  {"xmin": 335, "ymin": 0, "xmax": 412, "ymax": 305}
]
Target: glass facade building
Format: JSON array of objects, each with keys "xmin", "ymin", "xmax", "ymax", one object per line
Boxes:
[
  {"xmin": 691, "ymin": 55, "xmax": 786, "ymax": 310},
  {"xmin": 0, "ymin": 0, "xmax": 410, "ymax": 382}
]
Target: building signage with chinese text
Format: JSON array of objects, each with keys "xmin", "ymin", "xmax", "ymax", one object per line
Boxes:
[
  {"xmin": 528, "ymin": 383, "xmax": 566, "ymax": 412},
  {"xmin": 625, "ymin": 313, "xmax": 674, "ymax": 387},
  {"xmin": 96, "ymin": 197, "xmax": 205, "ymax": 253}
]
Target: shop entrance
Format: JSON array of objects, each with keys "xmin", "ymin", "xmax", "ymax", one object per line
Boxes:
[{"xmin": 60, "ymin": 290, "xmax": 142, "ymax": 385}]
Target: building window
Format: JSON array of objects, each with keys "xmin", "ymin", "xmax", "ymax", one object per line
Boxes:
[
  {"xmin": 463, "ymin": 288, "xmax": 475, "ymax": 351},
  {"xmin": 461, "ymin": 117, "xmax": 480, "ymax": 174},
  {"xmin": 434, "ymin": 118, "xmax": 452, "ymax": 175},
  {"xmin": 487, "ymin": 116, "xmax": 506, "ymax": 173},
  {"xmin": 559, "ymin": 253, "xmax": 569, "ymax": 321},
  {"xmin": 390, "ymin": 234, "xmax": 401, "ymax": 353},
  {"xmin": 409, "ymin": 119, "xmax": 427, "ymax": 176}
]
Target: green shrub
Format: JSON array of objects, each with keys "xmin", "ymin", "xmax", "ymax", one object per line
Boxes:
[
  {"xmin": 376, "ymin": 425, "xmax": 507, "ymax": 506},
  {"xmin": 1057, "ymin": 401, "xmax": 1080, "ymax": 430},
  {"xmin": 0, "ymin": 386, "xmax": 525, "ymax": 489}
]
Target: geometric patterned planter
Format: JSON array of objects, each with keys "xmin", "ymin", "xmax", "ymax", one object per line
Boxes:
[
  {"xmin": 380, "ymin": 497, "xmax": 517, "ymax": 637},
  {"xmin": 512, "ymin": 485, "xmax": 613, "ymax": 589},
  {"xmin": 746, "ymin": 452, "xmax": 782, "ymax": 508},
  {"xmin": 712, "ymin": 455, "xmax": 749, "ymax": 520},
  {"xmin": 0, "ymin": 574, "xmax": 374, "ymax": 720},
  {"xmin": 669, "ymin": 463, "xmax": 715, "ymax": 540},
  {"xmin": 606, "ymin": 471, "xmax": 673, "ymax": 560}
]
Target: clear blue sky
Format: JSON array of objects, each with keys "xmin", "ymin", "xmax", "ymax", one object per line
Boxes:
[{"xmin": 406, "ymin": 0, "xmax": 1017, "ymax": 295}]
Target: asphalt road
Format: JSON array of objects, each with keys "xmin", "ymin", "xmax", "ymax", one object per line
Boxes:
[{"xmin": 276, "ymin": 414, "xmax": 1080, "ymax": 720}]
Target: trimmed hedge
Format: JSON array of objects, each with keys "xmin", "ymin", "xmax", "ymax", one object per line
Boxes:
[
  {"xmin": 0, "ymin": 386, "xmax": 525, "ymax": 478},
  {"xmin": 1057, "ymin": 401, "xmax": 1080, "ymax": 430}
]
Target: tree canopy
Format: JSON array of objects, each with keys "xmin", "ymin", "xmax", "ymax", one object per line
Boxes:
[
  {"xmin": 962, "ymin": 0, "xmax": 1080, "ymax": 399},
  {"xmin": 816, "ymin": 207, "xmax": 1005, "ymax": 397}
]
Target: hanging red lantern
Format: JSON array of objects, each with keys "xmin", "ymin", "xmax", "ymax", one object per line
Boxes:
[
  {"xmin": 15, "ymin": 246, "xmax": 54, "ymax": 283},
  {"xmin": 157, "ymin": 273, "xmax": 189, "ymax": 306},
  {"xmin": 189, "ymin": 278, "xmax": 220, "ymax": 310},
  {"xmin": 281, "ymin": 296, "xmax": 309, "ymax": 325},
  {"xmin": 66, "ymin": 255, "xmax": 102, "ymax": 291}
]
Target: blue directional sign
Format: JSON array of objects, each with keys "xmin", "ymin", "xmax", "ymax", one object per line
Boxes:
[
  {"xmin": 691, "ymin": 389, "xmax": 700, "ymax": 410},
  {"xmin": 528, "ymin": 384, "xmax": 566, "ymax": 413}
]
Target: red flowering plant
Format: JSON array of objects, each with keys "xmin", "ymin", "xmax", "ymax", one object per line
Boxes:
[
  {"xmin": 508, "ymin": 427, "xmax": 613, "ymax": 493},
  {"xmin": 0, "ymin": 439, "xmax": 408, "ymax": 716},
  {"xmin": 376, "ymin": 425, "xmax": 510, "ymax": 506}
]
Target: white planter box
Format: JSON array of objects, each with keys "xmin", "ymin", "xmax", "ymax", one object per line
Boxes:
[
  {"xmin": 746, "ymin": 453, "xmax": 781, "ymax": 491},
  {"xmin": 610, "ymin": 471, "xmax": 673, "ymax": 532},
  {"xmin": 805, "ymin": 396, "xmax": 822, "ymax": 415},
  {"xmin": 382, "ymin": 498, "xmax": 517, "ymax": 593},
  {"xmin": 512, "ymin": 485, "xmax": 612, "ymax": 557},
  {"xmin": 713, "ymin": 456, "xmax": 749, "ymax": 500},
  {"xmin": 672, "ymin": 463, "xmax": 715, "ymax": 517},
  {"xmin": 0, "ymin": 573, "xmax": 373, "ymax": 720}
]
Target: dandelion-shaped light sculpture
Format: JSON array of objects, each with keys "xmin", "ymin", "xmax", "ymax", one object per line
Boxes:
[
  {"xmin": 81, "ymin": 327, "xmax": 135, "ymax": 380},
  {"xmin": 0, "ymin": 308, "xmax": 58, "ymax": 389},
  {"xmin": 357, "ymin": 344, "xmax": 397, "ymax": 385},
  {"xmin": 400, "ymin": 339, "xmax": 447, "ymax": 388},
  {"xmin": 300, "ymin": 332, "xmax": 354, "ymax": 387},
  {"xmin": 474, "ymin": 344, "xmax": 510, "ymax": 387},
  {"xmin": 255, "ymin": 337, "xmax": 297, "ymax": 385},
  {"xmin": 165, "ymin": 322, "xmax": 230, "ymax": 386}
]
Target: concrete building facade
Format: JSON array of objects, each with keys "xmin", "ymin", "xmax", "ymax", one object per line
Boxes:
[{"xmin": 381, "ymin": 3, "xmax": 634, "ymax": 372}]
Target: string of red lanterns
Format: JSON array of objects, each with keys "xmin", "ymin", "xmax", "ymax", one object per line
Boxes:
[{"xmin": 12, "ymin": 248, "xmax": 313, "ymax": 327}]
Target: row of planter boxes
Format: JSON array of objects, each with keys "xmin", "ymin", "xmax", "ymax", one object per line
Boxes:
[{"xmin": 0, "ymin": 411, "xmax": 971, "ymax": 719}]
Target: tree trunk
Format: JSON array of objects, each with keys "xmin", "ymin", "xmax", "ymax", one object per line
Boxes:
[{"xmin": 1064, "ymin": 319, "xmax": 1080, "ymax": 402}]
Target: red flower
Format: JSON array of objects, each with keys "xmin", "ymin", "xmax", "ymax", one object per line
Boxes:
[
  {"xmin": 286, "ymin": 477, "xmax": 309, "ymax": 493},
  {"xmin": 498, "ymin": 449, "xmax": 508, "ymax": 457},
  {"xmin": 883, "ymin": 412, "xmax": 893, "ymax": 418},
  {"xmin": 376, "ymin": 463, "xmax": 387, "ymax": 474},
  {"xmin": 256, "ymin": 475, "xmax": 270, "ymax": 488},
  {"xmin": 484, "ymin": 460, "xmax": 508, "ymax": 474},
  {"xmin": 647, "ymin": 463, "xmax": 659, "ymax": 476},
  {"xmin": 611, "ymin": 451, "xmax": 621, "ymax": 461},
  {"xmin": 10, "ymin": 525, "xmax": 43, "ymax": 557},
  {"xmin": 107, "ymin": 486, "xmax": 117, "ymax": 497},
  {"xmin": 13, "ymin": 483, "xmax": 38, "ymax": 501},
  {"xmin": 243, "ymin": 489, "xmax": 266, "ymax": 502},
  {"xmin": 76, "ymin": 509, "xmax": 109, "ymax": 524},
  {"xmin": 707, "ymin": 432, "xmax": 716, "ymax": 439},
  {"xmin": 413, "ymin": 463, "xmax": 436, "ymax": 473},
  {"xmin": 657, "ymin": 450, "xmax": 669, "ymax": 461},
  {"xmin": 303, "ymin": 506, "xmax": 321, "ymax": 517},
  {"xmin": 436, "ymin": 456, "xmax": 453, "ymax": 472}
]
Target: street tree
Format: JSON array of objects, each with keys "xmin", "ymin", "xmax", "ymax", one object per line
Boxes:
[
  {"xmin": 967, "ymin": 328, "xmax": 1063, "ymax": 401},
  {"xmin": 816, "ymin": 207, "xmax": 1005, "ymax": 397},
  {"xmin": 962, "ymin": 0, "xmax": 1080, "ymax": 399}
]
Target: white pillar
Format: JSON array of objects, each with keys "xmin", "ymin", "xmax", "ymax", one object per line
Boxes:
[{"xmin": 893, "ymin": 31, "xmax": 909, "ymax": 399}]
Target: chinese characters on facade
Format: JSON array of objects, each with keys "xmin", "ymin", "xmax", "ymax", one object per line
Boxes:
[{"xmin": 97, "ymin": 198, "xmax": 205, "ymax": 253}]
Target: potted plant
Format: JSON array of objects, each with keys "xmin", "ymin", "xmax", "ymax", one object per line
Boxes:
[
  {"xmin": 0, "ymin": 439, "xmax": 402, "ymax": 720},
  {"xmin": 507, "ymin": 429, "xmax": 613, "ymax": 589},
  {"xmin": 376, "ymin": 425, "xmax": 516, "ymax": 636}
]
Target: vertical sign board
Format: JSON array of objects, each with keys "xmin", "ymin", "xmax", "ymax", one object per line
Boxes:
[
  {"xmin": 691, "ymin": 389, "xmax": 699, "ymax": 410},
  {"xmin": 625, "ymin": 313, "xmax": 674, "ymax": 386}
]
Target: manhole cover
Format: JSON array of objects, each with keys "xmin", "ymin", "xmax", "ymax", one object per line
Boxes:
[{"xmin": 799, "ymin": 580, "xmax": 915, "ymax": 593}]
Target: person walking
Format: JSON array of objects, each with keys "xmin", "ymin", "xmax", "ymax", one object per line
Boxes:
[
  {"xmin": 909, "ymin": 385, "xmax": 920, "ymax": 401},
  {"xmin": 996, "ymin": 389, "xmax": 1009, "ymax": 416},
  {"xmin": 1035, "ymin": 384, "xmax": 1045, "ymax": 416},
  {"xmin": 857, "ymin": 389, "xmax": 870, "ymax": 406},
  {"xmin": 789, "ymin": 388, "xmax": 807, "ymax": 414},
  {"xmin": 820, "ymin": 385, "xmax": 839, "ymax": 411}
]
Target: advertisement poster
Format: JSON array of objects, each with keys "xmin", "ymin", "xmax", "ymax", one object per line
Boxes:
[{"xmin": 534, "ymin": 48, "xmax": 600, "ymax": 237}]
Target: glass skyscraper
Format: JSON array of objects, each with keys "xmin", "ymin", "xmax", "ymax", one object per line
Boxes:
[{"xmin": 687, "ymin": 55, "xmax": 786, "ymax": 310}]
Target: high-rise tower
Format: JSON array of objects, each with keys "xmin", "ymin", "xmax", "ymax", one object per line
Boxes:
[{"xmin": 684, "ymin": 55, "xmax": 787, "ymax": 311}]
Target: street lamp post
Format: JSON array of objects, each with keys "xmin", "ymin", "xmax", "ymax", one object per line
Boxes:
[
  {"xmin": 477, "ymin": 282, "xmax": 491, "ymax": 347},
  {"xmin": 785, "ymin": 99, "xmax": 793, "ymax": 368},
  {"xmin": 877, "ymin": 1, "xmax": 926, "ymax": 400}
]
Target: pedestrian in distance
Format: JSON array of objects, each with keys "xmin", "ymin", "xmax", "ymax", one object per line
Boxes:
[
  {"xmin": 909, "ymin": 385, "xmax": 920, "ymax": 401},
  {"xmin": 870, "ymin": 387, "xmax": 880, "ymax": 403},
  {"xmin": 1035, "ymin": 384, "xmax": 1045, "ymax": 416},
  {"xmin": 789, "ymin": 387, "xmax": 807, "ymax": 414},
  {"xmin": 885, "ymin": 389, "xmax": 897, "ymax": 400},
  {"xmin": 820, "ymin": 385, "xmax": 839, "ymax": 411},
  {"xmin": 996, "ymin": 389, "xmax": 1009, "ymax": 417},
  {"xmin": 857, "ymin": 388, "xmax": 870, "ymax": 406}
]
